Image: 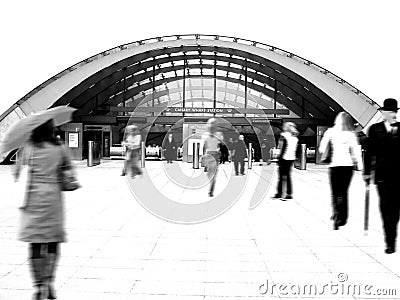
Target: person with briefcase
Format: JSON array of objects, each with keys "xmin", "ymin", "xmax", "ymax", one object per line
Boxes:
[{"xmin": 364, "ymin": 98, "xmax": 400, "ymax": 254}]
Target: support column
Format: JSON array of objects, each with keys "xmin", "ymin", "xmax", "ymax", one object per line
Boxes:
[
  {"xmin": 213, "ymin": 59, "xmax": 217, "ymax": 109},
  {"xmin": 248, "ymin": 142, "xmax": 252, "ymax": 169},
  {"xmin": 183, "ymin": 60, "xmax": 186, "ymax": 117},
  {"xmin": 152, "ymin": 64, "xmax": 155, "ymax": 111},
  {"xmin": 244, "ymin": 61, "xmax": 248, "ymax": 109},
  {"xmin": 273, "ymin": 79, "xmax": 277, "ymax": 118},
  {"xmin": 141, "ymin": 141, "xmax": 146, "ymax": 168}
]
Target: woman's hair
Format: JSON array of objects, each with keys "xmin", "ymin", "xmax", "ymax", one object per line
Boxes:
[
  {"xmin": 31, "ymin": 119, "xmax": 61, "ymax": 146},
  {"xmin": 334, "ymin": 112, "xmax": 354, "ymax": 131},
  {"xmin": 207, "ymin": 118, "xmax": 218, "ymax": 134},
  {"xmin": 283, "ymin": 122, "xmax": 299, "ymax": 136},
  {"xmin": 126, "ymin": 125, "xmax": 140, "ymax": 136}
]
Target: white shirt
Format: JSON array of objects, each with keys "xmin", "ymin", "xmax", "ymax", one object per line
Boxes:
[
  {"xmin": 124, "ymin": 134, "xmax": 141, "ymax": 149},
  {"xmin": 280, "ymin": 132, "xmax": 298, "ymax": 161},
  {"xmin": 319, "ymin": 128, "xmax": 363, "ymax": 169},
  {"xmin": 204, "ymin": 134, "xmax": 220, "ymax": 152}
]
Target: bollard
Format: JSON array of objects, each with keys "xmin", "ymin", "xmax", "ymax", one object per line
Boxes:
[
  {"xmin": 141, "ymin": 141, "xmax": 145, "ymax": 168},
  {"xmin": 248, "ymin": 142, "xmax": 252, "ymax": 169},
  {"xmin": 299, "ymin": 143, "xmax": 307, "ymax": 170},
  {"xmin": 88, "ymin": 141, "xmax": 94, "ymax": 167},
  {"xmin": 193, "ymin": 142, "xmax": 200, "ymax": 169}
]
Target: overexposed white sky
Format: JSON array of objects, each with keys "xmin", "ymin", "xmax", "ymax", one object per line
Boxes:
[{"xmin": 1, "ymin": 0, "xmax": 399, "ymax": 115}]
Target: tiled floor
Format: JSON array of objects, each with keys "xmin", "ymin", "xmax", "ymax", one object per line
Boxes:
[{"xmin": 0, "ymin": 160, "xmax": 399, "ymax": 299}]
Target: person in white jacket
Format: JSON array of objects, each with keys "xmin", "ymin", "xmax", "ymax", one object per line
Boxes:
[
  {"xmin": 272, "ymin": 122, "xmax": 299, "ymax": 200},
  {"xmin": 319, "ymin": 112, "xmax": 363, "ymax": 230},
  {"xmin": 121, "ymin": 125, "xmax": 142, "ymax": 178}
]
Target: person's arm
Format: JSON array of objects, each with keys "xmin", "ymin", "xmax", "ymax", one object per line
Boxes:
[
  {"xmin": 363, "ymin": 126, "xmax": 375, "ymax": 181},
  {"xmin": 204, "ymin": 138, "xmax": 208, "ymax": 152},
  {"xmin": 61, "ymin": 144, "xmax": 75, "ymax": 170},
  {"xmin": 13, "ymin": 148, "xmax": 25, "ymax": 181},
  {"xmin": 350, "ymin": 133, "xmax": 363, "ymax": 171},
  {"xmin": 318, "ymin": 129, "xmax": 330, "ymax": 154},
  {"xmin": 277, "ymin": 134, "xmax": 286, "ymax": 159}
]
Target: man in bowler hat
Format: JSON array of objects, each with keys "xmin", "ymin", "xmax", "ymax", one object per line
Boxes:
[{"xmin": 364, "ymin": 98, "xmax": 400, "ymax": 254}]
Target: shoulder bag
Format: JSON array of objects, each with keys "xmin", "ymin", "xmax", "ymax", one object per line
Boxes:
[{"xmin": 59, "ymin": 147, "xmax": 81, "ymax": 191}]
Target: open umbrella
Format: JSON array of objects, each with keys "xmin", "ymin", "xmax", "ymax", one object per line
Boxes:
[{"xmin": 0, "ymin": 106, "xmax": 76, "ymax": 156}]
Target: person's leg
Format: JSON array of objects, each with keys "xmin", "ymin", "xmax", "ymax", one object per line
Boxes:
[
  {"xmin": 279, "ymin": 160, "xmax": 289, "ymax": 198},
  {"xmin": 377, "ymin": 181, "xmax": 395, "ymax": 252},
  {"xmin": 329, "ymin": 167, "xmax": 341, "ymax": 229},
  {"xmin": 208, "ymin": 155, "xmax": 218, "ymax": 196},
  {"xmin": 285, "ymin": 160, "xmax": 294, "ymax": 197},
  {"xmin": 44, "ymin": 242, "xmax": 59, "ymax": 299},
  {"xmin": 240, "ymin": 160, "xmax": 245, "ymax": 175},
  {"xmin": 234, "ymin": 160, "xmax": 239, "ymax": 175},
  {"xmin": 392, "ymin": 192, "xmax": 400, "ymax": 252},
  {"xmin": 338, "ymin": 167, "xmax": 353, "ymax": 226},
  {"xmin": 131, "ymin": 151, "xmax": 142, "ymax": 176},
  {"xmin": 380, "ymin": 180, "xmax": 399, "ymax": 253},
  {"xmin": 29, "ymin": 243, "xmax": 44, "ymax": 300},
  {"xmin": 275, "ymin": 160, "xmax": 284, "ymax": 197},
  {"xmin": 121, "ymin": 158, "xmax": 128, "ymax": 176}
]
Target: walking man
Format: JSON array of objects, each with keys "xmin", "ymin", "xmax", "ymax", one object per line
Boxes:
[
  {"xmin": 232, "ymin": 135, "xmax": 247, "ymax": 175},
  {"xmin": 364, "ymin": 98, "xmax": 400, "ymax": 254},
  {"xmin": 163, "ymin": 133, "xmax": 176, "ymax": 163}
]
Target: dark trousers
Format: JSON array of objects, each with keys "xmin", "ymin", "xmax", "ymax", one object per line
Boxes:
[
  {"xmin": 30, "ymin": 243, "xmax": 59, "ymax": 259},
  {"xmin": 234, "ymin": 159, "xmax": 245, "ymax": 175},
  {"xmin": 377, "ymin": 180, "xmax": 400, "ymax": 249},
  {"xmin": 329, "ymin": 166, "xmax": 353, "ymax": 226},
  {"xmin": 277, "ymin": 159, "xmax": 294, "ymax": 196}
]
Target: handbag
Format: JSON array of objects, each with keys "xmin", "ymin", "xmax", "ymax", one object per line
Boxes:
[
  {"xmin": 320, "ymin": 138, "xmax": 332, "ymax": 164},
  {"xmin": 59, "ymin": 148, "xmax": 81, "ymax": 191}
]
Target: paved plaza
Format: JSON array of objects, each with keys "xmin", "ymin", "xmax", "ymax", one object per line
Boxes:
[{"xmin": 0, "ymin": 159, "xmax": 399, "ymax": 299}]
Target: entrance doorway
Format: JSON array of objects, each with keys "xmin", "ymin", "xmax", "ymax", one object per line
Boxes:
[{"xmin": 83, "ymin": 125, "xmax": 111, "ymax": 159}]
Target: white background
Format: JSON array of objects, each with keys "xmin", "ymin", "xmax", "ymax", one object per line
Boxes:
[{"xmin": 1, "ymin": 0, "xmax": 399, "ymax": 115}]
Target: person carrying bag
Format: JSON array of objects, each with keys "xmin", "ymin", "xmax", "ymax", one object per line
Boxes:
[{"xmin": 319, "ymin": 112, "xmax": 363, "ymax": 230}]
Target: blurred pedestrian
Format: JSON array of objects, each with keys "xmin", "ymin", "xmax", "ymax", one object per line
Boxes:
[
  {"xmin": 203, "ymin": 118, "xmax": 222, "ymax": 197},
  {"xmin": 319, "ymin": 112, "xmax": 363, "ymax": 230},
  {"xmin": 232, "ymin": 135, "xmax": 247, "ymax": 175},
  {"xmin": 272, "ymin": 122, "xmax": 299, "ymax": 200},
  {"xmin": 227, "ymin": 137, "xmax": 234, "ymax": 162},
  {"xmin": 163, "ymin": 133, "xmax": 176, "ymax": 163},
  {"xmin": 218, "ymin": 136, "xmax": 229, "ymax": 164},
  {"xmin": 364, "ymin": 98, "xmax": 400, "ymax": 254},
  {"xmin": 121, "ymin": 125, "xmax": 142, "ymax": 178},
  {"xmin": 13, "ymin": 119, "xmax": 75, "ymax": 300}
]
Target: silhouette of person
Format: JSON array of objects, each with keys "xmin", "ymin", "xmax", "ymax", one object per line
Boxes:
[{"xmin": 364, "ymin": 98, "xmax": 400, "ymax": 254}]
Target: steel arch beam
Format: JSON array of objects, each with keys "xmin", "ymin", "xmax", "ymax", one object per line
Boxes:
[
  {"xmin": 61, "ymin": 48, "xmax": 338, "ymax": 121},
  {"xmin": 1, "ymin": 35, "xmax": 380, "ymax": 148}
]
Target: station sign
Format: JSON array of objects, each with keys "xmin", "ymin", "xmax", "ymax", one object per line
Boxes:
[
  {"xmin": 165, "ymin": 107, "xmax": 235, "ymax": 114},
  {"xmin": 112, "ymin": 106, "xmax": 289, "ymax": 115},
  {"xmin": 252, "ymin": 118, "xmax": 283, "ymax": 124}
]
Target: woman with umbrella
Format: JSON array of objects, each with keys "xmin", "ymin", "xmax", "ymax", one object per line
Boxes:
[{"xmin": 1, "ymin": 106, "xmax": 77, "ymax": 300}]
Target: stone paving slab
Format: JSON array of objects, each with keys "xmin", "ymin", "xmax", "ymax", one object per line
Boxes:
[{"xmin": 0, "ymin": 160, "xmax": 399, "ymax": 299}]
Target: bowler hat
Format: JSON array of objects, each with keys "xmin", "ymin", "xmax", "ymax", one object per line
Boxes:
[{"xmin": 379, "ymin": 98, "xmax": 399, "ymax": 111}]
